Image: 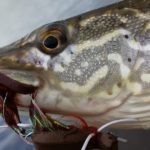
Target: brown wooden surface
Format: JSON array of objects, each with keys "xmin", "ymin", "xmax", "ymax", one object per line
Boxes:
[{"xmin": 32, "ymin": 127, "xmax": 118, "ymax": 150}]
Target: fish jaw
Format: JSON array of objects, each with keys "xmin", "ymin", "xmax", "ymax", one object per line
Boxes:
[
  {"xmin": 0, "ymin": 25, "xmax": 54, "ymax": 93},
  {"xmin": 0, "ymin": 20, "xmax": 75, "ymax": 92}
]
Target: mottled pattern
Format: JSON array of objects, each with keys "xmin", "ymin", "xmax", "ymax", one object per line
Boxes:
[
  {"xmin": 59, "ymin": 46, "xmax": 107, "ymax": 85},
  {"xmin": 50, "ymin": 7, "xmax": 150, "ymax": 96},
  {"xmin": 36, "ymin": 1, "xmax": 150, "ymax": 127}
]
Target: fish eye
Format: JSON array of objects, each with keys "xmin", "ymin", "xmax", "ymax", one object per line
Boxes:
[
  {"xmin": 39, "ymin": 29, "xmax": 67, "ymax": 55},
  {"xmin": 44, "ymin": 35, "xmax": 58, "ymax": 49}
]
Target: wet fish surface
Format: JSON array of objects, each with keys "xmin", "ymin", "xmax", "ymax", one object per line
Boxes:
[{"xmin": 0, "ymin": 0, "xmax": 149, "ymax": 128}]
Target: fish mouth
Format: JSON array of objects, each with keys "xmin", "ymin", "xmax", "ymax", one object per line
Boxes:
[
  {"xmin": 0, "ymin": 36, "xmax": 39, "ymax": 94},
  {"xmin": 0, "ymin": 70, "xmax": 88, "ymax": 131},
  {"xmin": 0, "ymin": 69, "xmax": 40, "ymax": 94}
]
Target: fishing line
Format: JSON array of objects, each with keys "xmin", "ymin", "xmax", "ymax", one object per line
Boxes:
[
  {"xmin": 51, "ymin": 119, "xmax": 70, "ymax": 130},
  {"xmin": 33, "ymin": 114, "xmax": 43, "ymax": 127},
  {"xmin": 17, "ymin": 123, "xmax": 32, "ymax": 128},
  {"xmin": 19, "ymin": 132, "xmax": 33, "ymax": 145},
  {"xmin": 0, "ymin": 123, "xmax": 32, "ymax": 128},
  {"xmin": 31, "ymin": 96, "xmax": 69, "ymax": 131},
  {"xmin": 23, "ymin": 131, "xmax": 33, "ymax": 145},
  {"xmin": 25, "ymin": 131, "xmax": 33, "ymax": 139},
  {"xmin": 0, "ymin": 125, "xmax": 8, "ymax": 128},
  {"xmin": 2, "ymin": 92, "xmax": 8, "ymax": 118},
  {"xmin": 30, "ymin": 97, "xmax": 54, "ymax": 131},
  {"xmin": 0, "ymin": 122, "xmax": 33, "ymax": 145},
  {"xmin": 81, "ymin": 118, "xmax": 138, "ymax": 150}
]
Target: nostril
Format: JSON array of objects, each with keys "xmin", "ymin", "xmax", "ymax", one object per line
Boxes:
[
  {"xmin": 128, "ymin": 58, "xmax": 132, "ymax": 62},
  {"xmin": 124, "ymin": 35, "xmax": 129, "ymax": 39}
]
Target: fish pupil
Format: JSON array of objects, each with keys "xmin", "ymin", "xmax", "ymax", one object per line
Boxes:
[{"xmin": 44, "ymin": 36, "xmax": 58, "ymax": 49}]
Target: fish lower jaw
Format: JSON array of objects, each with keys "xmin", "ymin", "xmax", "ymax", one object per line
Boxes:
[{"xmin": 16, "ymin": 94, "xmax": 150, "ymax": 129}]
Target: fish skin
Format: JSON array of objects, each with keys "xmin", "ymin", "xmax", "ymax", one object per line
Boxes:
[{"xmin": 0, "ymin": 0, "xmax": 150, "ymax": 128}]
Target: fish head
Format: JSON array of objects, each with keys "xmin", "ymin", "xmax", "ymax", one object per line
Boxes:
[
  {"xmin": 0, "ymin": 15, "xmax": 109, "ymax": 95},
  {"xmin": 0, "ymin": 21, "xmax": 72, "ymax": 93}
]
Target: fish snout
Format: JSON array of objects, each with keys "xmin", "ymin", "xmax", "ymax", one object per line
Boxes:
[{"xmin": 0, "ymin": 33, "xmax": 38, "ymax": 70}]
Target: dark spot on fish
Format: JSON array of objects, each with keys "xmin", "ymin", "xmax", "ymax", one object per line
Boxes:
[
  {"xmin": 107, "ymin": 91, "xmax": 113, "ymax": 95},
  {"xmin": 117, "ymin": 82, "xmax": 122, "ymax": 88},
  {"xmin": 128, "ymin": 58, "xmax": 132, "ymax": 62},
  {"xmin": 124, "ymin": 34, "xmax": 129, "ymax": 39}
]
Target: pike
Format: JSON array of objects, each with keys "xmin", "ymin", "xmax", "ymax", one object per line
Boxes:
[{"xmin": 0, "ymin": 0, "xmax": 149, "ymax": 129}]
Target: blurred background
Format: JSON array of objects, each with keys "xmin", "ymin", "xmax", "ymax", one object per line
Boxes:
[{"xmin": 0, "ymin": 0, "xmax": 150, "ymax": 150}]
